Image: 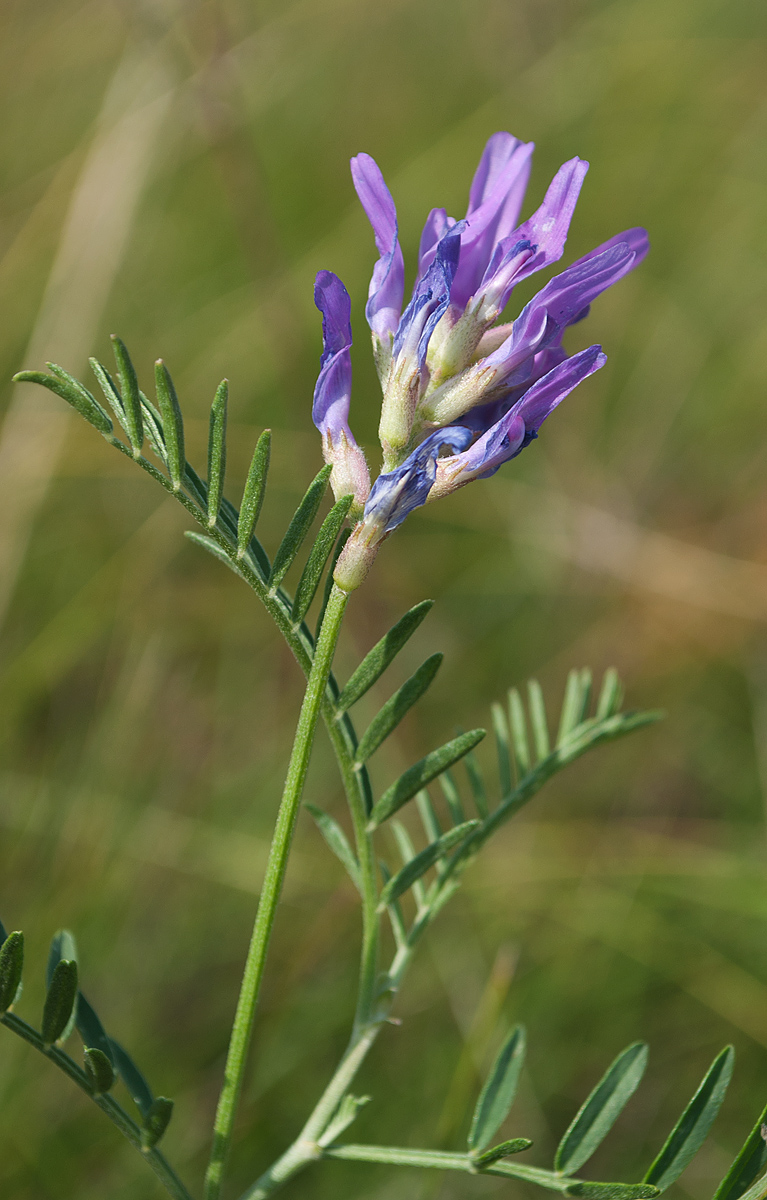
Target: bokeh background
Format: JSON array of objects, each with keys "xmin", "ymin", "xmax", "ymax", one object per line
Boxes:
[{"xmin": 0, "ymin": 0, "xmax": 766, "ymax": 1196}]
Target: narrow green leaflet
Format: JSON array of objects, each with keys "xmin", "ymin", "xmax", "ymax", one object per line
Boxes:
[
  {"xmin": 237, "ymin": 429, "xmax": 271, "ymax": 558},
  {"xmin": 268, "ymin": 464, "xmax": 332, "ymax": 590},
  {"xmin": 75, "ymin": 993, "xmax": 114, "ymax": 1064},
  {"xmin": 377, "ymin": 820, "xmax": 479, "ymax": 908},
  {"xmin": 142, "ymin": 1097, "xmax": 174, "ymax": 1150},
  {"xmin": 154, "ymin": 360, "xmax": 185, "ymax": 489},
  {"xmin": 734, "ymin": 1169, "xmax": 767, "ymax": 1200},
  {"xmin": 89, "ymin": 358, "xmax": 125, "ymax": 428},
  {"xmin": 566, "ymin": 1185, "xmax": 660, "ymax": 1199},
  {"xmin": 557, "ymin": 669, "xmax": 592, "ymax": 745},
  {"xmin": 713, "ymin": 1102, "xmax": 767, "ymax": 1200},
  {"xmin": 527, "ymin": 680, "xmax": 550, "ymax": 761},
  {"xmin": 305, "ymin": 803, "xmax": 362, "ymax": 893},
  {"xmin": 292, "ymin": 493, "xmax": 353, "ymax": 624},
  {"xmin": 207, "ymin": 380, "xmax": 228, "ymax": 526},
  {"xmin": 643, "ymin": 1045, "xmax": 735, "ymax": 1191},
  {"xmin": 416, "ymin": 790, "xmax": 442, "ymax": 845},
  {"xmin": 0, "ymin": 932, "xmax": 23, "ymax": 1012},
  {"xmin": 84, "ymin": 1047, "xmax": 115, "ymax": 1094},
  {"xmin": 356, "ymin": 654, "xmax": 443, "ymax": 764},
  {"xmin": 368, "ymin": 730, "xmax": 486, "ymax": 828},
  {"xmin": 508, "ymin": 687, "xmax": 531, "ymax": 775},
  {"xmin": 596, "ymin": 668, "xmax": 623, "ymax": 720},
  {"xmin": 186, "ymin": 532, "xmax": 246, "ymax": 578},
  {"xmin": 439, "ymin": 769, "xmax": 466, "ymax": 824},
  {"xmin": 42, "ymin": 959, "xmax": 78, "ymax": 1045},
  {"xmin": 474, "ymin": 1138, "xmax": 533, "ymax": 1167},
  {"xmin": 468, "ymin": 1025, "xmax": 527, "ymax": 1152},
  {"xmin": 111, "ymin": 335, "xmax": 143, "ymax": 454},
  {"xmin": 464, "ymin": 749, "xmax": 489, "ymax": 818},
  {"xmin": 492, "ymin": 703, "xmax": 512, "ymax": 797},
  {"xmin": 14, "ymin": 366, "xmax": 112, "ymax": 435},
  {"xmin": 139, "ymin": 389, "xmax": 167, "ymax": 462},
  {"xmin": 109, "ymin": 1037, "xmax": 154, "ymax": 1118},
  {"xmin": 337, "ymin": 599, "xmax": 434, "ymax": 712},
  {"xmin": 45, "ymin": 929, "xmax": 79, "ymax": 1042},
  {"xmin": 555, "ymin": 1042, "xmax": 648, "ymax": 1174}
]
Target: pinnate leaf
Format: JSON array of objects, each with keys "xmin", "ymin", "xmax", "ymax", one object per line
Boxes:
[
  {"xmin": 643, "ymin": 1046, "xmax": 734, "ymax": 1191},
  {"xmin": 555, "ymin": 1042, "xmax": 648, "ymax": 1174},
  {"xmin": 269, "ymin": 464, "xmax": 332, "ymax": 589},
  {"xmin": 468, "ymin": 1025, "xmax": 526, "ymax": 1152},
  {"xmin": 337, "ymin": 600, "xmax": 433, "ymax": 712},
  {"xmin": 356, "ymin": 653, "xmax": 443, "ymax": 763},
  {"xmin": 378, "ymin": 820, "xmax": 478, "ymax": 908},
  {"xmin": 369, "ymin": 730, "xmax": 486, "ymax": 828}
]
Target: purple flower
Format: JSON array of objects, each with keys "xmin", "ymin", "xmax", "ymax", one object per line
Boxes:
[
  {"xmin": 312, "ymin": 270, "xmax": 370, "ymax": 513},
  {"xmin": 318, "ymin": 131, "xmax": 648, "ymax": 590}
]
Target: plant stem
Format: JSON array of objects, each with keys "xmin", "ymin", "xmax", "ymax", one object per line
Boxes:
[
  {"xmin": 204, "ymin": 583, "xmax": 349, "ymax": 1200},
  {"xmin": 1, "ymin": 1012, "xmax": 193, "ymax": 1200}
]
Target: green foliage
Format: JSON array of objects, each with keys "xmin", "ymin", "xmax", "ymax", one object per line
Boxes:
[
  {"xmin": 356, "ymin": 653, "xmax": 443, "ymax": 763},
  {"xmin": 84, "ymin": 1047, "xmax": 115, "ymax": 1095},
  {"xmin": 13, "ymin": 366, "xmax": 112, "ymax": 434},
  {"xmin": 468, "ymin": 1025, "xmax": 527, "ymax": 1152},
  {"xmin": 237, "ymin": 430, "xmax": 272, "ymax": 559},
  {"xmin": 41, "ymin": 959, "xmax": 78, "ymax": 1045},
  {"xmin": 268, "ymin": 464, "xmax": 332, "ymax": 591},
  {"xmin": 207, "ymin": 381, "xmax": 228, "ymax": 526},
  {"xmin": 378, "ymin": 820, "xmax": 478, "ymax": 908},
  {"xmin": 368, "ymin": 730, "xmax": 486, "ymax": 828},
  {"xmin": 555, "ymin": 1043, "xmax": 649, "ymax": 1174},
  {"xmin": 713, "ymin": 1103, "xmax": 767, "ymax": 1200},
  {"xmin": 644, "ymin": 1047, "xmax": 735, "ymax": 1191},
  {"xmin": 0, "ymin": 932, "xmax": 23, "ymax": 1013},
  {"xmin": 305, "ymin": 803, "xmax": 362, "ymax": 893},
  {"xmin": 336, "ymin": 600, "xmax": 434, "ymax": 711},
  {"xmin": 142, "ymin": 1097, "xmax": 174, "ymax": 1150},
  {"xmin": 292, "ymin": 494, "xmax": 353, "ymax": 624}
]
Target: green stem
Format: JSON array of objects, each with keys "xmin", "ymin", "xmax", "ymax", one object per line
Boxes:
[
  {"xmin": 323, "ymin": 1144, "xmax": 570, "ymax": 1190},
  {"xmin": 204, "ymin": 584, "xmax": 349, "ymax": 1200},
  {"xmin": 1, "ymin": 1012, "xmax": 193, "ymax": 1200}
]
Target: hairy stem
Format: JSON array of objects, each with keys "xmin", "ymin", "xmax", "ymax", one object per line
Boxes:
[
  {"xmin": 1, "ymin": 1012, "xmax": 193, "ymax": 1200},
  {"xmin": 204, "ymin": 584, "xmax": 349, "ymax": 1200}
]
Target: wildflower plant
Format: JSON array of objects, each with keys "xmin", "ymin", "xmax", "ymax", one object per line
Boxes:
[{"xmin": 0, "ymin": 132, "xmax": 763, "ymax": 1200}]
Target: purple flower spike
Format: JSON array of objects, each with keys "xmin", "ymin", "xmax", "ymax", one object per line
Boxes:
[
  {"xmin": 313, "ymin": 270, "xmax": 370, "ymax": 511},
  {"xmin": 393, "ymin": 221, "xmax": 464, "ymax": 371},
  {"xmin": 361, "ymin": 426, "xmax": 472, "ymax": 538},
  {"xmin": 351, "ymin": 153, "xmax": 405, "ymax": 343}
]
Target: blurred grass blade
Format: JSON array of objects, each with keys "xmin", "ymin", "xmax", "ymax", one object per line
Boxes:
[
  {"xmin": 0, "ymin": 932, "xmax": 23, "ymax": 1012},
  {"xmin": 643, "ymin": 1046, "xmax": 735, "ymax": 1191},
  {"xmin": 337, "ymin": 599, "xmax": 434, "ymax": 712},
  {"xmin": 596, "ymin": 668, "xmax": 624, "ymax": 720},
  {"xmin": 508, "ymin": 688, "xmax": 531, "ymax": 775},
  {"xmin": 439, "ymin": 769, "xmax": 466, "ymax": 824},
  {"xmin": 154, "ymin": 360, "xmax": 185, "ymax": 490},
  {"xmin": 527, "ymin": 680, "xmax": 550, "ymax": 761},
  {"xmin": 492, "ymin": 703, "xmax": 512, "ymax": 797},
  {"xmin": 566, "ymin": 1185, "xmax": 660, "ymax": 1199},
  {"xmin": 207, "ymin": 380, "xmax": 228, "ymax": 526},
  {"xmin": 305, "ymin": 803, "xmax": 362, "ymax": 894},
  {"xmin": 238, "ymin": 430, "xmax": 271, "ymax": 558},
  {"xmin": 109, "ymin": 1037, "xmax": 154, "ymax": 1118},
  {"xmin": 76, "ymin": 993, "xmax": 114, "ymax": 1064},
  {"xmin": 555, "ymin": 1042, "xmax": 648, "ymax": 1174},
  {"xmin": 111, "ymin": 335, "xmax": 143, "ymax": 454},
  {"xmin": 464, "ymin": 749, "xmax": 489, "ymax": 818},
  {"xmin": 46, "ymin": 929, "xmax": 78, "ymax": 987},
  {"xmin": 142, "ymin": 1097, "xmax": 174, "ymax": 1150},
  {"xmin": 713, "ymin": 1102, "xmax": 767, "ymax": 1200},
  {"xmin": 416, "ymin": 790, "xmax": 442, "ymax": 844},
  {"xmin": 369, "ymin": 729, "xmax": 486, "ymax": 828},
  {"xmin": 268, "ymin": 464, "xmax": 332, "ymax": 590},
  {"xmin": 84, "ymin": 1047, "xmax": 115, "ymax": 1094},
  {"xmin": 468, "ymin": 1025, "xmax": 527, "ymax": 1152},
  {"xmin": 378, "ymin": 820, "xmax": 479, "ymax": 908},
  {"xmin": 356, "ymin": 653, "xmax": 443, "ymax": 764},
  {"xmin": 292, "ymin": 493, "xmax": 353, "ymax": 624},
  {"xmin": 316, "ymin": 527, "xmax": 351, "ymax": 640},
  {"xmin": 474, "ymin": 1138, "xmax": 533, "ymax": 1167},
  {"xmin": 42, "ymin": 959, "xmax": 78, "ymax": 1045},
  {"xmin": 14, "ymin": 367, "xmax": 112, "ymax": 435}
]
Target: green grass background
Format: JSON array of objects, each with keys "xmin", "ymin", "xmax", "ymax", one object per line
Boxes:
[{"xmin": 1, "ymin": 0, "xmax": 767, "ymax": 1196}]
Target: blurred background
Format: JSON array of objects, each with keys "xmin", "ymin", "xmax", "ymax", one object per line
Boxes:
[{"xmin": 0, "ymin": 0, "xmax": 766, "ymax": 1196}]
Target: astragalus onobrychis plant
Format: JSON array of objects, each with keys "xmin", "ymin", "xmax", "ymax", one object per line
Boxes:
[{"xmin": 2, "ymin": 131, "xmax": 764, "ymax": 1200}]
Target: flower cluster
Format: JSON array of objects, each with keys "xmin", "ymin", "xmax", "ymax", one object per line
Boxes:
[{"xmin": 312, "ymin": 132, "xmax": 648, "ymax": 591}]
